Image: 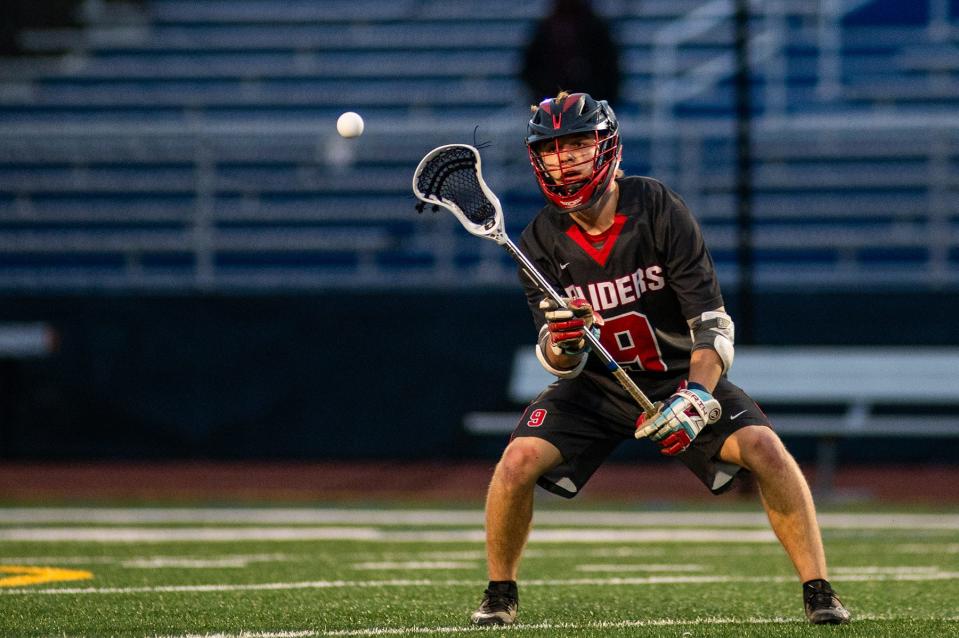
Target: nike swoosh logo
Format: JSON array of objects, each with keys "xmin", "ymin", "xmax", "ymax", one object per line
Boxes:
[
  {"xmin": 559, "ymin": 262, "xmax": 570, "ymax": 270},
  {"xmin": 730, "ymin": 410, "xmax": 748, "ymax": 420}
]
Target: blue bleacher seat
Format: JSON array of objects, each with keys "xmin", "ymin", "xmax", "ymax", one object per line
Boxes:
[{"xmin": 0, "ymin": 0, "xmax": 957, "ymax": 290}]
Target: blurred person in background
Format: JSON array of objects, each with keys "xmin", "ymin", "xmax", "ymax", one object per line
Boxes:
[
  {"xmin": 0, "ymin": 1, "xmax": 82, "ymax": 56},
  {"xmin": 520, "ymin": 0, "xmax": 622, "ymax": 106}
]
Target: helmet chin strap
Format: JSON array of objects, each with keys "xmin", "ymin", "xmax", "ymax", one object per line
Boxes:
[
  {"xmin": 553, "ymin": 165, "xmax": 620, "ymax": 219},
  {"xmin": 568, "ymin": 179, "xmax": 619, "ymax": 229}
]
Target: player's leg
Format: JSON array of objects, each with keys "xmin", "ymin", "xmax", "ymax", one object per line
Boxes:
[
  {"xmin": 718, "ymin": 425, "xmax": 850, "ymax": 624},
  {"xmin": 718, "ymin": 426, "xmax": 825, "ymax": 579},
  {"xmin": 473, "ymin": 382, "xmax": 627, "ymax": 626},
  {"xmin": 674, "ymin": 379, "xmax": 850, "ymax": 624},
  {"xmin": 471, "ymin": 435, "xmax": 563, "ymax": 626},
  {"xmin": 486, "ymin": 435, "xmax": 563, "ymax": 581}
]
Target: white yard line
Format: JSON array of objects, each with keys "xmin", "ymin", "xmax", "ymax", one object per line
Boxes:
[
  {"xmin": 0, "ymin": 548, "xmax": 767, "ymax": 565},
  {"xmin": 833, "ymin": 566, "xmax": 943, "ymax": 574},
  {"xmin": 351, "ymin": 561, "xmax": 476, "ymax": 570},
  {"xmin": 0, "ymin": 553, "xmax": 301, "ymax": 565},
  {"xmin": 123, "ymin": 558, "xmax": 259, "ymax": 569},
  {"xmin": 574, "ymin": 563, "xmax": 706, "ymax": 572},
  {"xmin": 5, "ymin": 572, "xmax": 959, "ymax": 596},
  {"xmin": 0, "ymin": 556, "xmax": 119, "ymax": 565},
  {"xmin": 3, "ymin": 507, "xmax": 959, "ymax": 530},
  {"xmin": 0, "ymin": 527, "xmax": 382, "ymax": 542},
  {"xmin": 899, "ymin": 543, "xmax": 959, "ymax": 554},
  {"xmin": 0, "ymin": 527, "xmax": 779, "ymax": 543}
]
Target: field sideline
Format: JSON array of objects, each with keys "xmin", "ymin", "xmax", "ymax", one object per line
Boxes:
[{"xmin": 2, "ymin": 505, "xmax": 959, "ymax": 637}]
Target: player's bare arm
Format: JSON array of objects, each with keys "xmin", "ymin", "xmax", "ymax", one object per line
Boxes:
[
  {"xmin": 688, "ymin": 347, "xmax": 723, "ymax": 392},
  {"xmin": 636, "ymin": 306, "xmax": 734, "ymax": 453}
]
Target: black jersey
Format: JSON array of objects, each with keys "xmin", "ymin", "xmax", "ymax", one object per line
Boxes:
[{"xmin": 518, "ymin": 176, "xmax": 723, "ymax": 398}]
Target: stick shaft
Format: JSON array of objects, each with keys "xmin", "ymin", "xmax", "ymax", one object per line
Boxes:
[
  {"xmin": 502, "ymin": 238, "xmax": 657, "ymax": 417},
  {"xmin": 412, "ymin": 144, "xmax": 657, "ymax": 422}
]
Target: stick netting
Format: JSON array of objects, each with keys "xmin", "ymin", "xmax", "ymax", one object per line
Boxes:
[{"xmin": 415, "ymin": 146, "xmax": 498, "ymax": 226}]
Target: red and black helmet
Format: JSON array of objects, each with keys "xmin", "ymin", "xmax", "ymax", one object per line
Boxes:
[{"xmin": 525, "ymin": 92, "xmax": 621, "ymax": 213}]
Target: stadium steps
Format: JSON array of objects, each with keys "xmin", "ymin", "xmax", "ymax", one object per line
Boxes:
[{"xmin": 1, "ymin": 0, "xmax": 958, "ymax": 289}]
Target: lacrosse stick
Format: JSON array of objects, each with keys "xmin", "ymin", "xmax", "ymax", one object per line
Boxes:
[{"xmin": 412, "ymin": 144, "xmax": 658, "ymax": 421}]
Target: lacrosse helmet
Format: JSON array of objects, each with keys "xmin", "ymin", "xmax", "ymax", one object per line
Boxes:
[{"xmin": 526, "ymin": 92, "xmax": 622, "ymax": 213}]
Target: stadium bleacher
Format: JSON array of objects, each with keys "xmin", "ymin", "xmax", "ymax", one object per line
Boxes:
[{"xmin": 0, "ymin": 0, "xmax": 957, "ymax": 291}]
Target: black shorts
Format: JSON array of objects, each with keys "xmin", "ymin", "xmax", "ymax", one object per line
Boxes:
[{"xmin": 511, "ymin": 375, "xmax": 772, "ymax": 498}]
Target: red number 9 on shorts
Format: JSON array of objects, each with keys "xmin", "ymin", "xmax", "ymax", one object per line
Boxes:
[{"xmin": 526, "ymin": 408, "xmax": 547, "ymax": 427}]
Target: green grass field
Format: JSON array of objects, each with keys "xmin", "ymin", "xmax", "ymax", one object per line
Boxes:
[{"xmin": 2, "ymin": 504, "xmax": 958, "ymax": 637}]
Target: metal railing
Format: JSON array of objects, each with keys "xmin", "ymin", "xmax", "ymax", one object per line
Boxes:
[
  {"xmin": 1, "ymin": 111, "xmax": 957, "ymax": 291},
  {"xmin": 1, "ymin": 0, "xmax": 957, "ymax": 292}
]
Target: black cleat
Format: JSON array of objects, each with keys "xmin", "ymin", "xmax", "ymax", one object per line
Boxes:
[
  {"xmin": 470, "ymin": 581, "xmax": 518, "ymax": 626},
  {"xmin": 804, "ymin": 579, "xmax": 851, "ymax": 625}
]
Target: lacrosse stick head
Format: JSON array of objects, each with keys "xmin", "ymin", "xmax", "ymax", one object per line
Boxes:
[{"xmin": 412, "ymin": 144, "xmax": 507, "ymax": 244}]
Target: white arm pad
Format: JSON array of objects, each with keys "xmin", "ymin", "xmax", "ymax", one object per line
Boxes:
[
  {"xmin": 689, "ymin": 310, "xmax": 735, "ymax": 373},
  {"xmin": 535, "ymin": 325, "xmax": 588, "ymax": 378},
  {"xmin": 536, "ymin": 342, "xmax": 588, "ymax": 378}
]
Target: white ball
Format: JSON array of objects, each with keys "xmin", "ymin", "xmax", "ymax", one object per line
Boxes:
[{"xmin": 336, "ymin": 111, "xmax": 364, "ymax": 138}]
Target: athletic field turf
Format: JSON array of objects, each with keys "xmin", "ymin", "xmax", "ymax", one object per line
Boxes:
[{"xmin": 2, "ymin": 505, "xmax": 958, "ymax": 637}]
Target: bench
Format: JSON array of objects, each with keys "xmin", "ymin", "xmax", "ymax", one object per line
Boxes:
[
  {"xmin": 0, "ymin": 323, "xmax": 56, "ymax": 359},
  {"xmin": 0, "ymin": 322, "xmax": 57, "ymax": 450},
  {"xmin": 464, "ymin": 346, "xmax": 959, "ymax": 499}
]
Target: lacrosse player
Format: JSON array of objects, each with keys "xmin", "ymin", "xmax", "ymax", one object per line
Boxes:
[{"xmin": 471, "ymin": 92, "xmax": 851, "ymax": 627}]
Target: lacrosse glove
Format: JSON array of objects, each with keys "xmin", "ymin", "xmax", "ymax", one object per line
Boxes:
[
  {"xmin": 539, "ymin": 297, "xmax": 600, "ymax": 356},
  {"xmin": 635, "ymin": 381, "xmax": 722, "ymax": 455}
]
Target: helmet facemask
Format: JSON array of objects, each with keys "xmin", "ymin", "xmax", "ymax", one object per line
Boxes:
[
  {"xmin": 528, "ymin": 130, "xmax": 620, "ymax": 212},
  {"xmin": 524, "ymin": 92, "xmax": 622, "ymax": 214}
]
